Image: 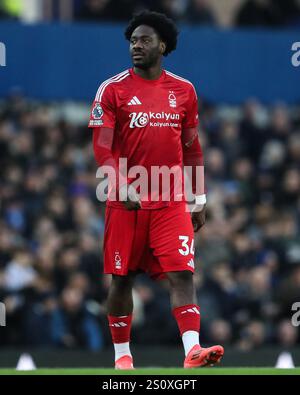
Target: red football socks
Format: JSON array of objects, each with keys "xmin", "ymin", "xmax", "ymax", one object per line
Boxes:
[
  {"xmin": 108, "ymin": 314, "xmax": 132, "ymax": 344},
  {"xmin": 172, "ymin": 304, "xmax": 200, "ymax": 336}
]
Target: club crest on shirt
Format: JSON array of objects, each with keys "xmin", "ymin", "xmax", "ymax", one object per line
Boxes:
[
  {"xmin": 92, "ymin": 102, "xmax": 104, "ymax": 119},
  {"xmin": 168, "ymin": 91, "xmax": 177, "ymax": 108}
]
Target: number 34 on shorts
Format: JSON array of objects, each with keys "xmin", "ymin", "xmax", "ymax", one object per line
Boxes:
[
  {"xmin": 178, "ymin": 235, "xmax": 195, "ymax": 269},
  {"xmin": 178, "ymin": 235, "xmax": 195, "ymax": 256}
]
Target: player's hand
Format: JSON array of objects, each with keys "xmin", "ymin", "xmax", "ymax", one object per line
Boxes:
[
  {"xmin": 191, "ymin": 204, "xmax": 206, "ymax": 232},
  {"xmin": 120, "ymin": 184, "xmax": 141, "ymax": 211}
]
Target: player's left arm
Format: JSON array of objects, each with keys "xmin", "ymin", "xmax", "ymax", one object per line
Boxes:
[{"xmin": 181, "ymin": 85, "xmax": 206, "ymax": 232}]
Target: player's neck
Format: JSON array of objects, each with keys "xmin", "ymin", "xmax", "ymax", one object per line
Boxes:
[{"xmin": 133, "ymin": 65, "xmax": 163, "ymax": 81}]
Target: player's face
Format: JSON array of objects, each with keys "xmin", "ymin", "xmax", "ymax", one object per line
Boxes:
[{"xmin": 130, "ymin": 25, "xmax": 164, "ymax": 69}]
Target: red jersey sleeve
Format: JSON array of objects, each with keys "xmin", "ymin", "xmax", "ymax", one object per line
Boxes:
[
  {"xmin": 88, "ymin": 84, "xmax": 116, "ymax": 129},
  {"xmin": 182, "ymin": 85, "xmax": 199, "ymax": 130}
]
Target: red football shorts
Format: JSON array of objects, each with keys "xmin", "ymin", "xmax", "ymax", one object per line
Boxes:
[{"xmin": 103, "ymin": 202, "xmax": 195, "ymax": 279}]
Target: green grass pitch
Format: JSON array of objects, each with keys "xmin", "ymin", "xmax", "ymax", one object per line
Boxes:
[{"xmin": 0, "ymin": 368, "xmax": 299, "ymax": 375}]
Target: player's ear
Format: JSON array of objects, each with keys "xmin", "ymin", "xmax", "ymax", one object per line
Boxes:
[{"xmin": 160, "ymin": 42, "xmax": 166, "ymax": 55}]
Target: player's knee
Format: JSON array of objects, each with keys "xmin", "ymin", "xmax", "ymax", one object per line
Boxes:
[
  {"xmin": 167, "ymin": 270, "xmax": 193, "ymax": 289},
  {"xmin": 111, "ymin": 274, "xmax": 134, "ymax": 291}
]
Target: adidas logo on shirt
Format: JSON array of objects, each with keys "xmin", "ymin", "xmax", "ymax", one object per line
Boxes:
[{"xmin": 128, "ymin": 96, "xmax": 142, "ymax": 105}]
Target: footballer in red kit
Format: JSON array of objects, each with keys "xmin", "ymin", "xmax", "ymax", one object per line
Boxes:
[
  {"xmin": 89, "ymin": 67, "xmax": 199, "ymax": 209},
  {"xmin": 89, "ymin": 10, "xmax": 224, "ymax": 369}
]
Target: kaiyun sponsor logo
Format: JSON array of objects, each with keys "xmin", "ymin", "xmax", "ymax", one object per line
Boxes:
[{"xmin": 129, "ymin": 111, "xmax": 180, "ymax": 128}]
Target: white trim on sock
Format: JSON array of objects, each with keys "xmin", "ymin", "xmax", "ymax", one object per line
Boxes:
[
  {"xmin": 114, "ymin": 342, "xmax": 132, "ymax": 361},
  {"xmin": 182, "ymin": 330, "xmax": 200, "ymax": 356}
]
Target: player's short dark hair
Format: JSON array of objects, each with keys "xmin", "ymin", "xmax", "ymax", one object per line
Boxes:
[{"xmin": 124, "ymin": 10, "xmax": 178, "ymax": 56}]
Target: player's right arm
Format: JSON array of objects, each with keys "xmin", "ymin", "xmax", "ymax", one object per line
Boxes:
[{"xmin": 88, "ymin": 84, "xmax": 140, "ymax": 210}]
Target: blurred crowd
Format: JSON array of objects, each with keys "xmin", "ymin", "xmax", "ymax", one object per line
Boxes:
[
  {"xmin": 1, "ymin": 0, "xmax": 300, "ymax": 28},
  {"xmin": 0, "ymin": 94, "xmax": 299, "ymax": 351}
]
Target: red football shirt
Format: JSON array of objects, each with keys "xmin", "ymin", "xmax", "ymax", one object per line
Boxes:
[{"xmin": 88, "ymin": 68, "xmax": 199, "ymax": 209}]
